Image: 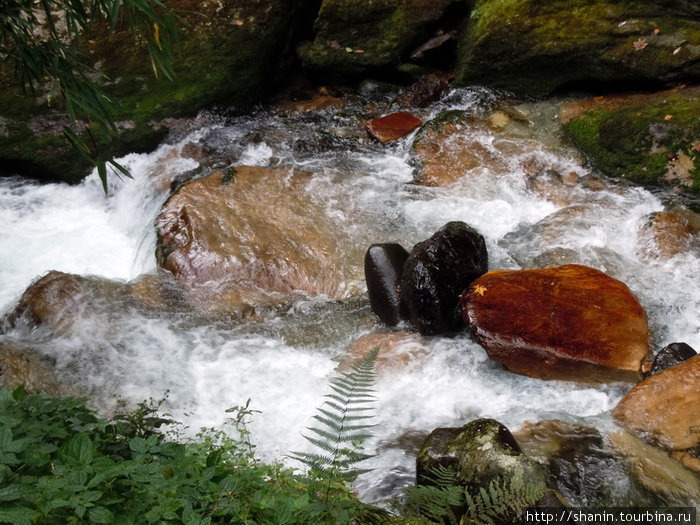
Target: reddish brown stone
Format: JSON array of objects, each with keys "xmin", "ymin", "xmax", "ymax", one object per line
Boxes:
[
  {"xmin": 613, "ymin": 354, "xmax": 700, "ymax": 452},
  {"xmin": 461, "ymin": 265, "xmax": 650, "ymax": 382},
  {"xmin": 339, "ymin": 332, "xmax": 428, "ymax": 373},
  {"xmin": 365, "ymin": 112, "xmax": 422, "ymax": 143}
]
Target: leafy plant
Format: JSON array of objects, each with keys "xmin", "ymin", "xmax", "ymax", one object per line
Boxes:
[
  {"xmin": 0, "ymin": 0, "xmax": 180, "ymax": 190},
  {"xmin": 290, "ymin": 347, "xmax": 379, "ymax": 483},
  {"xmin": 404, "ymin": 465, "xmax": 546, "ymax": 525}
]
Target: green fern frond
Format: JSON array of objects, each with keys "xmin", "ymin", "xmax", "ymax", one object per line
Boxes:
[
  {"xmin": 405, "ymin": 466, "xmax": 546, "ymax": 525},
  {"xmin": 290, "ymin": 347, "xmax": 379, "ymax": 482}
]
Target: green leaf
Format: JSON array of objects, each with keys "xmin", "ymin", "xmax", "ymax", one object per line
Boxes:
[
  {"xmin": 61, "ymin": 433, "xmax": 94, "ymax": 467},
  {"xmin": 0, "ymin": 507, "xmax": 40, "ymax": 525},
  {"xmin": 88, "ymin": 506, "xmax": 114, "ymax": 523}
]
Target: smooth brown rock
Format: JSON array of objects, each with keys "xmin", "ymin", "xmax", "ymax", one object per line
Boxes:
[
  {"xmin": 461, "ymin": 264, "xmax": 650, "ymax": 382},
  {"xmin": 613, "ymin": 354, "xmax": 700, "ymax": 452},
  {"xmin": 4, "ymin": 271, "xmax": 87, "ymax": 332},
  {"xmin": 365, "ymin": 112, "xmax": 422, "ymax": 143},
  {"xmin": 638, "ymin": 211, "xmax": 697, "ymax": 260},
  {"xmin": 339, "ymin": 332, "xmax": 428, "ymax": 373},
  {"xmin": 156, "ymin": 166, "xmax": 360, "ymax": 315}
]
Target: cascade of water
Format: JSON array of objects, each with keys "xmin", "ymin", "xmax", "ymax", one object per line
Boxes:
[{"xmin": 1, "ymin": 88, "xmax": 698, "ymax": 505}]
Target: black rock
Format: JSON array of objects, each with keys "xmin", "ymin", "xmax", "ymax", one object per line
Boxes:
[
  {"xmin": 364, "ymin": 243, "xmax": 410, "ymax": 326},
  {"xmin": 400, "ymin": 221, "xmax": 488, "ymax": 335},
  {"xmin": 648, "ymin": 342, "xmax": 697, "ymax": 376}
]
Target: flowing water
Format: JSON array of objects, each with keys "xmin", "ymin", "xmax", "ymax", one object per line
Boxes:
[{"xmin": 1, "ymin": 86, "xmax": 699, "ymax": 506}]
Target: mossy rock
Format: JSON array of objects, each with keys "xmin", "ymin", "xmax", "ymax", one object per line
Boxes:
[
  {"xmin": 416, "ymin": 418, "xmax": 549, "ymax": 492},
  {"xmin": 0, "ymin": 0, "xmax": 314, "ymax": 183},
  {"xmin": 455, "ymin": 0, "xmax": 700, "ymax": 96},
  {"xmin": 563, "ymin": 86, "xmax": 700, "ymax": 195},
  {"xmin": 301, "ymin": 0, "xmax": 466, "ymax": 81}
]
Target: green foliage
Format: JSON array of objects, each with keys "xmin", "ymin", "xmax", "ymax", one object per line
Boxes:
[
  {"xmin": 290, "ymin": 347, "xmax": 379, "ymax": 483},
  {"xmin": 0, "ymin": 0, "xmax": 179, "ymax": 191},
  {"xmin": 0, "ymin": 385, "xmax": 384, "ymax": 524},
  {"xmin": 403, "ymin": 465, "xmax": 546, "ymax": 525}
]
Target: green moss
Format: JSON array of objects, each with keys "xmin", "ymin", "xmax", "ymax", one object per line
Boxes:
[
  {"xmin": 565, "ymin": 90, "xmax": 700, "ymax": 194},
  {"xmin": 455, "ymin": 0, "xmax": 700, "ymax": 95}
]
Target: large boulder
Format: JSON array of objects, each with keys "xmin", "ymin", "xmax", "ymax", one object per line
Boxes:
[
  {"xmin": 155, "ymin": 166, "xmax": 360, "ymax": 316},
  {"xmin": 455, "ymin": 0, "xmax": 700, "ymax": 96},
  {"xmin": 613, "ymin": 354, "xmax": 700, "ymax": 456},
  {"xmin": 301, "ymin": 0, "xmax": 465, "ymax": 81},
  {"xmin": 400, "ymin": 222, "xmax": 488, "ymax": 335},
  {"xmin": 562, "ymin": 86, "xmax": 700, "ymax": 196},
  {"xmin": 461, "ymin": 264, "xmax": 651, "ymax": 382},
  {"xmin": 0, "ymin": 0, "xmax": 315, "ymax": 183}
]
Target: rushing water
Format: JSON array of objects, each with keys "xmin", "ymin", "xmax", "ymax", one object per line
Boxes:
[{"xmin": 1, "ymin": 86, "xmax": 699, "ymax": 506}]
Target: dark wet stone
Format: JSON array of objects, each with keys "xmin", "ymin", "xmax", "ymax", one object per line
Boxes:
[
  {"xmin": 400, "ymin": 221, "xmax": 488, "ymax": 335},
  {"xmin": 648, "ymin": 342, "xmax": 697, "ymax": 376},
  {"xmin": 364, "ymin": 243, "xmax": 410, "ymax": 326}
]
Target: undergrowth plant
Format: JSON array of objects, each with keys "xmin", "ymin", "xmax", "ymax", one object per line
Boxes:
[{"xmin": 403, "ymin": 465, "xmax": 546, "ymax": 525}]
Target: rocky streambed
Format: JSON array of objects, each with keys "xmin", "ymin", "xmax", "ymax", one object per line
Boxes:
[{"xmin": 1, "ymin": 83, "xmax": 699, "ymax": 509}]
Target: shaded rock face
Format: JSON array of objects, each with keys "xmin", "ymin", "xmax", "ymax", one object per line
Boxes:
[
  {"xmin": 365, "ymin": 112, "xmax": 422, "ymax": 143},
  {"xmin": 416, "ymin": 419, "xmax": 548, "ymax": 492},
  {"xmin": 461, "ymin": 265, "xmax": 651, "ymax": 382},
  {"xmin": 0, "ymin": 0, "xmax": 316, "ymax": 183},
  {"xmin": 648, "ymin": 342, "xmax": 697, "ymax": 376},
  {"xmin": 400, "ymin": 221, "xmax": 488, "ymax": 335},
  {"xmin": 364, "ymin": 243, "xmax": 409, "ymax": 326},
  {"xmin": 614, "ymin": 354, "xmax": 700, "ymax": 454},
  {"xmin": 455, "ymin": 0, "xmax": 700, "ymax": 96},
  {"xmin": 562, "ymin": 86, "xmax": 700, "ymax": 196},
  {"xmin": 515, "ymin": 420, "xmax": 634, "ymax": 506},
  {"xmin": 156, "ymin": 166, "xmax": 359, "ymax": 316},
  {"xmin": 301, "ymin": 0, "xmax": 463, "ymax": 80}
]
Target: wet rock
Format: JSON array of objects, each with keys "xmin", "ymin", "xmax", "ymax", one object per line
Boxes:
[
  {"xmin": 0, "ymin": 338, "xmax": 78, "ymax": 396},
  {"xmin": 516, "ymin": 420, "xmax": 627, "ymax": 506},
  {"xmin": 648, "ymin": 342, "xmax": 697, "ymax": 376},
  {"xmin": 609, "ymin": 431, "xmax": 700, "ymax": 502},
  {"xmin": 396, "ymin": 73, "xmax": 452, "ymax": 108},
  {"xmin": 301, "ymin": 0, "xmax": 464, "ymax": 81},
  {"xmin": 400, "ymin": 222, "xmax": 488, "ymax": 335},
  {"xmin": 562, "ymin": 86, "xmax": 700, "ymax": 196},
  {"xmin": 461, "ymin": 265, "xmax": 651, "ymax": 382},
  {"xmin": 365, "ymin": 112, "xmax": 422, "ymax": 143},
  {"xmin": 155, "ymin": 166, "xmax": 361, "ymax": 316},
  {"xmin": 410, "ymin": 110, "xmax": 507, "ymax": 186},
  {"xmin": 614, "ymin": 354, "xmax": 700, "ymax": 452},
  {"xmin": 455, "ymin": 1, "xmax": 700, "ymax": 97},
  {"xmin": 638, "ymin": 211, "xmax": 698, "ymax": 260},
  {"xmin": 417, "ymin": 418, "xmax": 549, "ymax": 492},
  {"xmin": 365, "ymin": 243, "xmax": 410, "ymax": 326},
  {"xmin": 339, "ymin": 332, "xmax": 428, "ymax": 373},
  {"xmin": 2, "ymin": 271, "xmax": 88, "ymax": 334}
]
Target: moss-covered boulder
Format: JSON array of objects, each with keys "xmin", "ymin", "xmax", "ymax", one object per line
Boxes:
[
  {"xmin": 0, "ymin": 0, "xmax": 315, "ymax": 183},
  {"xmin": 301, "ymin": 0, "xmax": 465, "ymax": 81},
  {"xmin": 562, "ymin": 86, "xmax": 700, "ymax": 195},
  {"xmin": 455, "ymin": 0, "xmax": 700, "ymax": 96}
]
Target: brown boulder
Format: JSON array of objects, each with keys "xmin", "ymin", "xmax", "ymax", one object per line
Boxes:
[
  {"xmin": 4, "ymin": 271, "xmax": 87, "ymax": 333},
  {"xmin": 155, "ymin": 166, "xmax": 360, "ymax": 315},
  {"xmin": 365, "ymin": 112, "xmax": 422, "ymax": 143},
  {"xmin": 613, "ymin": 354, "xmax": 700, "ymax": 453},
  {"xmin": 461, "ymin": 264, "xmax": 650, "ymax": 382}
]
